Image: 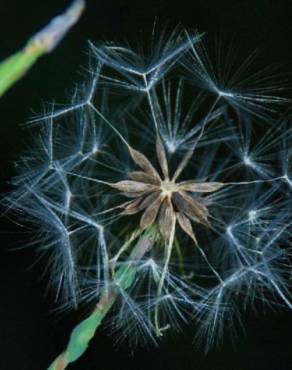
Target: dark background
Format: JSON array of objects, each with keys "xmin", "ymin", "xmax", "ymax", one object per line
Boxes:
[{"xmin": 1, "ymin": 1, "xmax": 292, "ymax": 369}]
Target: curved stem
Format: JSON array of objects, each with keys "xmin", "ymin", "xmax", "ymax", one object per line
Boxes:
[{"xmin": 47, "ymin": 230, "xmax": 156, "ymax": 370}]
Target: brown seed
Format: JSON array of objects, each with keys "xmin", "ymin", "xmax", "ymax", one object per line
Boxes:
[
  {"xmin": 178, "ymin": 181, "xmax": 224, "ymax": 193},
  {"xmin": 156, "ymin": 135, "xmax": 169, "ymax": 179},
  {"xmin": 128, "ymin": 146, "xmax": 160, "ymax": 180},
  {"xmin": 176, "ymin": 212, "xmax": 198, "ymax": 244},
  {"xmin": 122, "ymin": 197, "xmax": 144, "ymax": 215},
  {"xmin": 173, "ymin": 191, "xmax": 210, "ymax": 226},
  {"xmin": 158, "ymin": 198, "xmax": 175, "ymax": 241},
  {"xmin": 122, "ymin": 191, "xmax": 151, "ymax": 198},
  {"xmin": 139, "ymin": 191, "xmax": 161, "ymax": 210},
  {"xmin": 140, "ymin": 195, "xmax": 163, "ymax": 230},
  {"xmin": 128, "ymin": 171, "xmax": 160, "ymax": 185},
  {"xmin": 110, "ymin": 180, "xmax": 157, "ymax": 193}
]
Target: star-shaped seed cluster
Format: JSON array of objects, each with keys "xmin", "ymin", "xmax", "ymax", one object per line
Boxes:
[{"xmin": 110, "ymin": 136, "xmax": 224, "ymax": 242}]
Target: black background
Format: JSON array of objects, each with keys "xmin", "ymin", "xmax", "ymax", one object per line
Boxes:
[{"xmin": 1, "ymin": 1, "xmax": 292, "ymax": 369}]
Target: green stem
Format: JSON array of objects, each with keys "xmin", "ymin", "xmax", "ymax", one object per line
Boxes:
[{"xmin": 47, "ymin": 230, "xmax": 156, "ymax": 370}]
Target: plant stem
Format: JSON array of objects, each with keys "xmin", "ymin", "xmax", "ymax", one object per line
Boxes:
[
  {"xmin": 47, "ymin": 230, "xmax": 156, "ymax": 370},
  {"xmin": 0, "ymin": 0, "xmax": 85, "ymax": 97}
]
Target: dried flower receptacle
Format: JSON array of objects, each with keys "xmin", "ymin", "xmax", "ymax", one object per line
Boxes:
[{"xmin": 110, "ymin": 135, "xmax": 224, "ymax": 244}]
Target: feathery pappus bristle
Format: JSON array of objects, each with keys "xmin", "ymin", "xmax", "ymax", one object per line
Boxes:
[{"xmin": 3, "ymin": 26, "xmax": 292, "ymax": 351}]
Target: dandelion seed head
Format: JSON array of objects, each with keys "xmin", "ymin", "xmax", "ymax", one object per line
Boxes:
[{"xmin": 3, "ymin": 26, "xmax": 292, "ymax": 350}]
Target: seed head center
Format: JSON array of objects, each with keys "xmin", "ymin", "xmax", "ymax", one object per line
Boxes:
[{"xmin": 160, "ymin": 180, "xmax": 177, "ymax": 198}]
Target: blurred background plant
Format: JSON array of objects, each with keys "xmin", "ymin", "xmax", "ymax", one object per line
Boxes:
[{"xmin": 0, "ymin": 0, "xmax": 85, "ymax": 97}]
